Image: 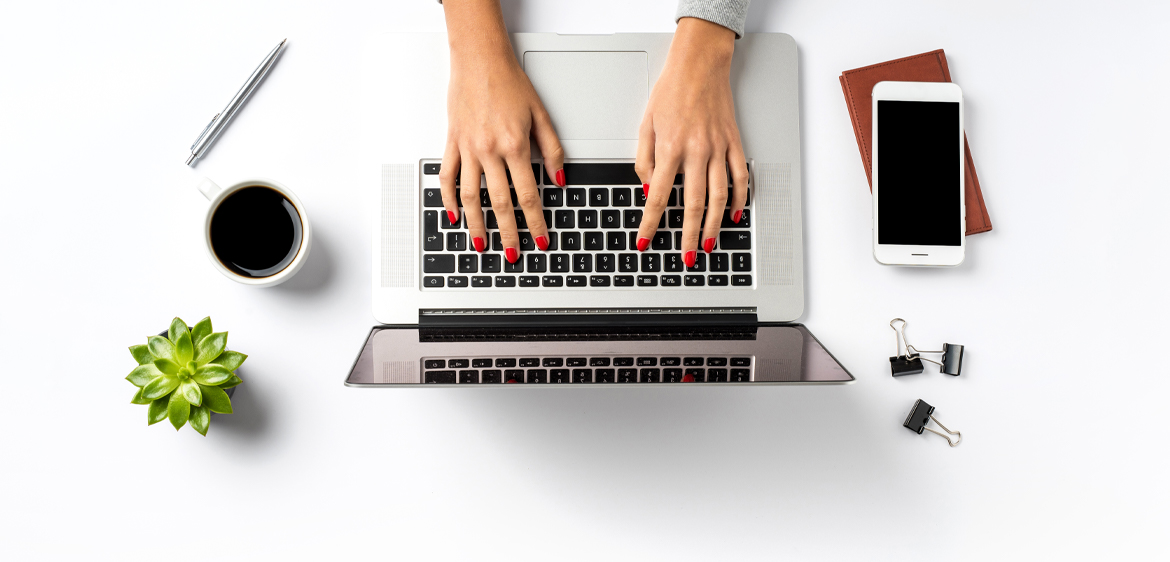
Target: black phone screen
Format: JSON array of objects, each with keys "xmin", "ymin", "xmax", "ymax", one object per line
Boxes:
[{"xmin": 876, "ymin": 100, "xmax": 961, "ymax": 246}]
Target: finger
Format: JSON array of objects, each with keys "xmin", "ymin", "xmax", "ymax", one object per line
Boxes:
[
  {"xmin": 483, "ymin": 159, "xmax": 520, "ymax": 263},
  {"xmin": 531, "ymin": 105, "xmax": 566, "ymax": 187},
  {"xmin": 701, "ymin": 154, "xmax": 730, "ymax": 254},
  {"xmin": 439, "ymin": 140, "xmax": 461, "ymax": 226},
  {"xmin": 458, "ymin": 154, "xmax": 485, "ymax": 250},
  {"xmin": 634, "ymin": 117, "xmax": 655, "ymax": 199},
  {"xmin": 679, "ymin": 158, "xmax": 708, "ymax": 266},
  {"xmin": 460, "ymin": 157, "xmax": 488, "ymax": 253},
  {"xmin": 727, "ymin": 138, "xmax": 749, "ymax": 225},
  {"xmin": 508, "ymin": 151, "xmax": 549, "ymax": 252},
  {"xmin": 636, "ymin": 153, "xmax": 680, "ymax": 252}
]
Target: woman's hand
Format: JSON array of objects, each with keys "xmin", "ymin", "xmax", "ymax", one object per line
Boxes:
[
  {"xmin": 440, "ymin": 0, "xmax": 565, "ymax": 263},
  {"xmin": 634, "ymin": 17, "xmax": 748, "ymax": 267}
]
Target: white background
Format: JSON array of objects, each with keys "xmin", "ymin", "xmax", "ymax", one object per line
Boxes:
[{"xmin": 2, "ymin": 1, "xmax": 1167, "ymax": 559}]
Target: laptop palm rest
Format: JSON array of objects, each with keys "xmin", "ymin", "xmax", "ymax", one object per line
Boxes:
[{"xmin": 523, "ymin": 51, "xmax": 648, "ymax": 141}]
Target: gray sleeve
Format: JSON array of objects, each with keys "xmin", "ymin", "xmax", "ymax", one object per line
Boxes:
[{"xmin": 675, "ymin": 0, "xmax": 752, "ymax": 38}]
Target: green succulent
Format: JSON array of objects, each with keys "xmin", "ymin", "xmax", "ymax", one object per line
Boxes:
[{"xmin": 126, "ymin": 317, "xmax": 245, "ymax": 435}]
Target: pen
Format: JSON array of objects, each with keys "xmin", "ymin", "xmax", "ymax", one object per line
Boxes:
[{"xmin": 186, "ymin": 38, "xmax": 287, "ymax": 166}]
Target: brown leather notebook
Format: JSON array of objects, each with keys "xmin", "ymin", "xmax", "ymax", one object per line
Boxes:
[{"xmin": 840, "ymin": 50, "xmax": 992, "ymax": 235}]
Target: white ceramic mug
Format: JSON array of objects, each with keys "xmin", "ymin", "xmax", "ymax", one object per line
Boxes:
[{"xmin": 196, "ymin": 177, "xmax": 312, "ymax": 287}]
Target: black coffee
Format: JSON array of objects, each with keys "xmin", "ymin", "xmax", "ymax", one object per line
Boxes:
[{"xmin": 210, "ymin": 186, "xmax": 303, "ymax": 278}]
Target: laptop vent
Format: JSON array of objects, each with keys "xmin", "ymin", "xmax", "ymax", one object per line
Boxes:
[
  {"xmin": 381, "ymin": 164, "xmax": 415, "ymax": 288},
  {"xmin": 754, "ymin": 163, "xmax": 795, "ymax": 286},
  {"xmin": 420, "ymin": 307, "xmax": 755, "ymax": 316},
  {"xmin": 419, "ymin": 326, "xmax": 757, "ymax": 342},
  {"xmin": 381, "ymin": 361, "xmax": 417, "ymax": 384}
]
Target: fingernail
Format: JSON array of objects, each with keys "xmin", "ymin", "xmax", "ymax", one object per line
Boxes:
[
  {"xmin": 535, "ymin": 235, "xmax": 549, "ymax": 251},
  {"xmin": 473, "ymin": 237, "xmax": 486, "ymax": 253},
  {"xmin": 682, "ymin": 374, "xmax": 695, "ymax": 383},
  {"xmin": 447, "ymin": 210, "xmax": 458, "ymax": 225},
  {"xmin": 555, "ymin": 169, "xmax": 566, "ymax": 187},
  {"xmin": 505, "ymin": 247, "xmax": 519, "ymax": 263},
  {"xmin": 637, "ymin": 237, "xmax": 650, "ymax": 252},
  {"xmin": 731, "ymin": 209, "xmax": 742, "ymax": 224},
  {"xmin": 684, "ymin": 250, "xmax": 697, "ymax": 268},
  {"xmin": 642, "ymin": 183, "xmax": 649, "ymax": 199},
  {"xmin": 703, "ymin": 238, "xmax": 716, "ymax": 253}
]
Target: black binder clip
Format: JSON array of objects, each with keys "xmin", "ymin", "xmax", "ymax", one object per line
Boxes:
[
  {"xmin": 889, "ymin": 318, "xmax": 964, "ymax": 377},
  {"xmin": 902, "ymin": 399, "xmax": 962, "ymax": 447}
]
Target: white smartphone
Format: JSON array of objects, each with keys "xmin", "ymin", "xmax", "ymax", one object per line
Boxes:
[{"xmin": 872, "ymin": 81, "xmax": 965, "ymax": 266}]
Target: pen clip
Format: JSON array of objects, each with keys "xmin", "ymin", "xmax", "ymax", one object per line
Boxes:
[{"xmin": 191, "ymin": 112, "xmax": 221, "ymax": 150}]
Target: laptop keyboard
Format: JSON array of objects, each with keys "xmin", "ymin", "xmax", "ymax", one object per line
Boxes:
[
  {"xmin": 422, "ymin": 355, "xmax": 753, "ymax": 384},
  {"xmin": 420, "ymin": 161, "xmax": 753, "ymax": 289}
]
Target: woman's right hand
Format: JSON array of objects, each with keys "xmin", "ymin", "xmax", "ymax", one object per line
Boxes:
[{"xmin": 440, "ymin": 0, "xmax": 565, "ymax": 263}]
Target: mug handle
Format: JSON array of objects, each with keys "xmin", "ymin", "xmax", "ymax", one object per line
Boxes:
[{"xmin": 196, "ymin": 177, "xmax": 222, "ymax": 201}]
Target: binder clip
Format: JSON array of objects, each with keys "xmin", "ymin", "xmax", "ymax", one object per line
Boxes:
[
  {"xmin": 889, "ymin": 318, "xmax": 964, "ymax": 377},
  {"xmin": 902, "ymin": 399, "xmax": 962, "ymax": 447}
]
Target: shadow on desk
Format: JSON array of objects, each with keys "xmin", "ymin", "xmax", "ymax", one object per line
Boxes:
[{"xmin": 212, "ymin": 367, "xmax": 271, "ymax": 442}]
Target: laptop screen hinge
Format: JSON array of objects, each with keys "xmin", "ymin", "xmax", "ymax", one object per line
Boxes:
[{"xmin": 418, "ymin": 308, "xmax": 758, "ymax": 328}]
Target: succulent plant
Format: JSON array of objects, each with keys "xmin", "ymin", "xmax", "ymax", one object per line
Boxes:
[{"xmin": 126, "ymin": 317, "xmax": 245, "ymax": 435}]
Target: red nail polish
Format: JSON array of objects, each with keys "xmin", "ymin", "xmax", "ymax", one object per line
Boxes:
[
  {"xmin": 505, "ymin": 247, "xmax": 519, "ymax": 263},
  {"xmin": 447, "ymin": 210, "xmax": 458, "ymax": 225},
  {"xmin": 684, "ymin": 250, "xmax": 697, "ymax": 268},
  {"xmin": 682, "ymin": 374, "xmax": 695, "ymax": 383},
  {"xmin": 555, "ymin": 168, "xmax": 566, "ymax": 187},
  {"xmin": 535, "ymin": 235, "xmax": 549, "ymax": 251},
  {"xmin": 731, "ymin": 209, "xmax": 742, "ymax": 224},
  {"xmin": 637, "ymin": 237, "xmax": 650, "ymax": 252},
  {"xmin": 473, "ymin": 237, "xmax": 486, "ymax": 253},
  {"xmin": 703, "ymin": 238, "xmax": 716, "ymax": 253},
  {"xmin": 642, "ymin": 183, "xmax": 649, "ymax": 199}
]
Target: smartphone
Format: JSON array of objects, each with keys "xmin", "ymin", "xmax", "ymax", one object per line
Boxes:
[{"xmin": 872, "ymin": 81, "xmax": 965, "ymax": 266}]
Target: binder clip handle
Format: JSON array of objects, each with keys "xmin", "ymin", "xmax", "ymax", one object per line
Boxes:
[{"xmin": 903, "ymin": 399, "xmax": 962, "ymax": 447}]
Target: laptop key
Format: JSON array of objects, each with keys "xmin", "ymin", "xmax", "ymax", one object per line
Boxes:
[
  {"xmin": 550, "ymin": 254, "xmax": 569, "ymax": 272},
  {"xmin": 637, "ymin": 357, "xmax": 658, "ymax": 366},
  {"xmin": 641, "ymin": 253, "xmax": 660, "ymax": 272},
  {"xmin": 441, "ymin": 211, "xmax": 461, "ymax": 229},
  {"xmin": 504, "ymin": 258, "xmax": 523, "ymax": 273},
  {"xmin": 732, "ymin": 253, "xmax": 751, "ymax": 271},
  {"xmin": 519, "ymin": 275, "xmax": 538, "ymax": 287},
  {"xmin": 540, "ymin": 358, "xmax": 563, "ymax": 367},
  {"xmin": 731, "ymin": 369, "xmax": 751, "ymax": 382},
  {"xmin": 601, "ymin": 209, "xmax": 620, "ymax": 228},
  {"xmin": 589, "ymin": 188, "xmax": 609, "ymax": 207},
  {"xmin": 613, "ymin": 357, "xmax": 634, "ymax": 366},
  {"xmin": 447, "ymin": 232, "xmax": 466, "ymax": 251},
  {"xmin": 423, "ymin": 211, "xmax": 443, "ymax": 251},
  {"xmin": 612, "ymin": 187, "xmax": 632, "ymax": 207},
  {"xmin": 732, "ymin": 275, "xmax": 752, "ymax": 286},
  {"xmin": 542, "ymin": 275, "xmax": 563, "ymax": 287},
  {"xmin": 618, "ymin": 368, "xmax": 638, "ymax": 383},
  {"xmin": 459, "ymin": 370, "xmax": 479, "ymax": 384},
  {"xmin": 567, "ymin": 188, "xmax": 587, "ymax": 207},
  {"xmin": 424, "ymin": 359, "xmax": 446, "ymax": 369},
  {"xmin": 543, "ymin": 188, "xmax": 563, "ymax": 207},
  {"xmin": 708, "ymin": 275, "xmax": 729, "ymax": 286},
  {"xmin": 549, "ymin": 369, "xmax": 570, "ymax": 383},
  {"xmin": 491, "ymin": 232, "xmax": 503, "ymax": 251},
  {"xmin": 637, "ymin": 275, "xmax": 658, "ymax": 286},
  {"xmin": 661, "ymin": 275, "xmax": 681, "ymax": 286},
  {"xmin": 614, "ymin": 275, "xmax": 635, "ymax": 286},
  {"xmin": 595, "ymin": 369, "xmax": 615, "ymax": 383},
  {"xmin": 639, "ymin": 368, "xmax": 660, "ymax": 383},
  {"xmin": 596, "ymin": 254, "xmax": 615, "ymax": 272},
  {"xmin": 471, "ymin": 275, "xmax": 492, "ymax": 287},
  {"xmin": 652, "ymin": 231, "xmax": 672, "ymax": 250},
  {"xmin": 634, "ymin": 187, "xmax": 647, "ymax": 207},
  {"xmin": 707, "ymin": 368, "xmax": 729, "ymax": 382},
  {"xmin": 495, "ymin": 275, "xmax": 516, "ymax": 287},
  {"xmin": 684, "ymin": 357, "xmax": 704, "ymax": 366},
  {"xmin": 618, "ymin": 253, "xmax": 638, "ymax": 272},
  {"xmin": 481, "ymin": 370, "xmax": 502, "ymax": 383},
  {"xmin": 584, "ymin": 231, "xmax": 603, "ymax": 250},
  {"xmin": 660, "ymin": 357, "xmax": 681, "ymax": 366},
  {"xmin": 719, "ymin": 231, "xmax": 751, "ymax": 249},
  {"xmin": 590, "ymin": 275, "xmax": 611, "ymax": 287},
  {"xmin": 721, "ymin": 208, "xmax": 750, "ymax": 228},
  {"xmin": 458, "ymin": 254, "xmax": 478, "ymax": 273},
  {"xmin": 447, "ymin": 276, "xmax": 468, "ymax": 287},
  {"xmin": 573, "ymin": 254, "xmax": 592, "ymax": 272},
  {"xmin": 707, "ymin": 357, "xmax": 727, "ymax": 366},
  {"xmin": 578, "ymin": 210, "xmax": 598, "ymax": 229},
  {"xmin": 710, "ymin": 253, "xmax": 729, "ymax": 272},
  {"xmin": 668, "ymin": 209, "xmax": 684, "ymax": 229},
  {"xmin": 555, "ymin": 209, "xmax": 575, "ymax": 229},
  {"xmin": 472, "ymin": 358, "xmax": 493, "ymax": 368},
  {"xmin": 572, "ymin": 369, "xmax": 593, "ymax": 383},
  {"xmin": 589, "ymin": 357, "xmax": 611, "ymax": 367},
  {"xmin": 663, "ymin": 368, "xmax": 683, "ymax": 382},
  {"xmin": 567, "ymin": 275, "xmax": 587, "ymax": 287},
  {"xmin": 527, "ymin": 254, "xmax": 546, "ymax": 273},
  {"xmin": 731, "ymin": 357, "xmax": 751, "ymax": 366},
  {"xmin": 683, "ymin": 368, "xmax": 705, "ymax": 382},
  {"xmin": 684, "ymin": 275, "xmax": 704, "ymax": 286},
  {"xmin": 481, "ymin": 254, "xmax": 501, "ymax": 273},
  {"xmin": 686, "ymin": 253, "xmax": 706, "ymax": 272},
  {"xmin": 423, "ymin": 188, "xmax": 443, "ymax": 207},
  {"xmin": 623, "ymin": 209, "xmax": 642, "ymax": 228},
  {"xmin": 448, "ymin": 359, "xmax": 469, "ymax": 368},
  {"xmin": 423, "ymin": 163, "xmax": 441, "ymax": 175},
  {"xmin": 423, "ymin": 276, "xmax": 444, "ymax": 287},
  {"xmin": 664, "ymin": 253, "xmax": 683, "ymax": 272},
  {"xmin": 496, "ymin": 358, "xmax": 516, "ymax": 368},
  {"xmin": 527, "ymin": 369, "xmax": 548, "ymax": 383},
  {"xmin": 561, "ymin": 232, "xmax": 581, "ymax": 250},
  {"xmin": 518, "ymin": 232, "xmax": 534, "ymax": 251},
  {"xmin": 504, "ymin": 369, "xmax": 525, "ymax": 383},
  {"xmin": 424, "ymin": 371, "xmax": 456, "ymax": 384},
  {"xmin": 567, "ymin": 358, "xmax": 587, "ymax": 367}
]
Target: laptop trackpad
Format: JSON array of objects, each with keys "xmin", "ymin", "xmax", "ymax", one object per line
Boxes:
[{"xmin": 523, "ymin": 51, "xmax": 648, "ymax": 140}]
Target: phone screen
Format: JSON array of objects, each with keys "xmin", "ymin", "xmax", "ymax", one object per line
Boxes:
[{"xmin": 877, "ymin": 100, "xmax": 961, "ymax": 246}]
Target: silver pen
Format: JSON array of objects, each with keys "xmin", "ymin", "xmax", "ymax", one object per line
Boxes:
[{"xmin": 186, "ymin": 38, "xmax": 287, "ymax": 166}]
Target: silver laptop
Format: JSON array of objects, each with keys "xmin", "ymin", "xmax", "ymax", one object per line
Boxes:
[{"xmin": 348, "ymin": 32, "xmax": 853, "ymax": 386}]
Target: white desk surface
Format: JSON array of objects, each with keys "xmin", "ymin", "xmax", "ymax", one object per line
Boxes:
[{"xmin": 2, "ymin": 1, "xmax": 1167, "ymax": 559}]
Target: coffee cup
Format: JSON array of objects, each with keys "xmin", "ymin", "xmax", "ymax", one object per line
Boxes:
[{"xmin": 196, "ymin": 177, "xmax": 312, "ymax": 287}]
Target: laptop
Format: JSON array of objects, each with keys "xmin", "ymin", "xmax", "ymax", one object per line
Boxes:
[{"xmin": 349, "ymin": 32, "xmax": 853, "ymax": 385}]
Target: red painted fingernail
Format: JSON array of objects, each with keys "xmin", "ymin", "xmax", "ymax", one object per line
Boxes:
[
  {"xmin": 682, "ymin": 374, "xmax": 695, "ymax": 383},
  {"xmin": 505, "ymin": 247, "xmax": 519, "ymax": 263},
  {"xmin": 642, "ymin": 183, "xmax": 649, "ymax": 199},
  {"xmin": 703, "ymin": 238, "xmax": 716, "ymax": 253},
  {"xmin": 637, "ymin": 237, "xmax": 650, "ymax": 252},
  {"xmin": 472, "ymin": 237, "xmax": 486, "ymax": 253},
  {"xmin": 535, "ymin": 235, "xmax": 549, "ymax": 251},
  {"xmin": 684, "ymin": 250, "xmax": 697, "ymax": 268},
  {"xmin": 447, "ymin": 210, "xmax": 458, "ymax": 225},
  {"xmin": 555, "ymin": 169, "xmax": 566, "ymax": 187},
  {"xmin": 731, "ymin": 209, "xmax": 742, "ymax": 224}
]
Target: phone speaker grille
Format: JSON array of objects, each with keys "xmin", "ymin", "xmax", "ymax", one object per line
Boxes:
[
  {"xmin": 382, "ymin": 164, "xmax": 415, "ymax": 288},
  {"xmin": 754, "ymin": 163, "xmax": 794, "ymax": 286}
]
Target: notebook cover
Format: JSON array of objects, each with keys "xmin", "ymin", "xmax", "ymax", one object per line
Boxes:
[{"xmin": 840, "ymin": 50, "xmax": 992, "ymax": 235}]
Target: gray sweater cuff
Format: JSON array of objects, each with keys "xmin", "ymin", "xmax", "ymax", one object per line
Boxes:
[{"xmin": 676, "ymin": 0, "xmax": 751, "ymax": 38}]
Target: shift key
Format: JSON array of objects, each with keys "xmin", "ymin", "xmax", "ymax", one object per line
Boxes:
[
  {"xmin": 423, "ymin": 254, "xmax": 455, "ymax": 273},
  {"xmin": 719, "ymin": 231, "xmax": 751, "ymax": 250}
]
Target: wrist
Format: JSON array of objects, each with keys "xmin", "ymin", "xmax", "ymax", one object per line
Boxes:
[
  {"xmin": 671, "ymin": 17, "xmax": 736, "ymax": 72},
  {"xmin": 444, "ymin": 0, "xmax": 517, "ymax": 68}
]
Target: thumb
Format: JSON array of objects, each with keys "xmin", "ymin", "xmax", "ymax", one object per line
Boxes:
[{"xmin": 531, "ymin": 106, "xmax": 566, "ymax": 186}]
